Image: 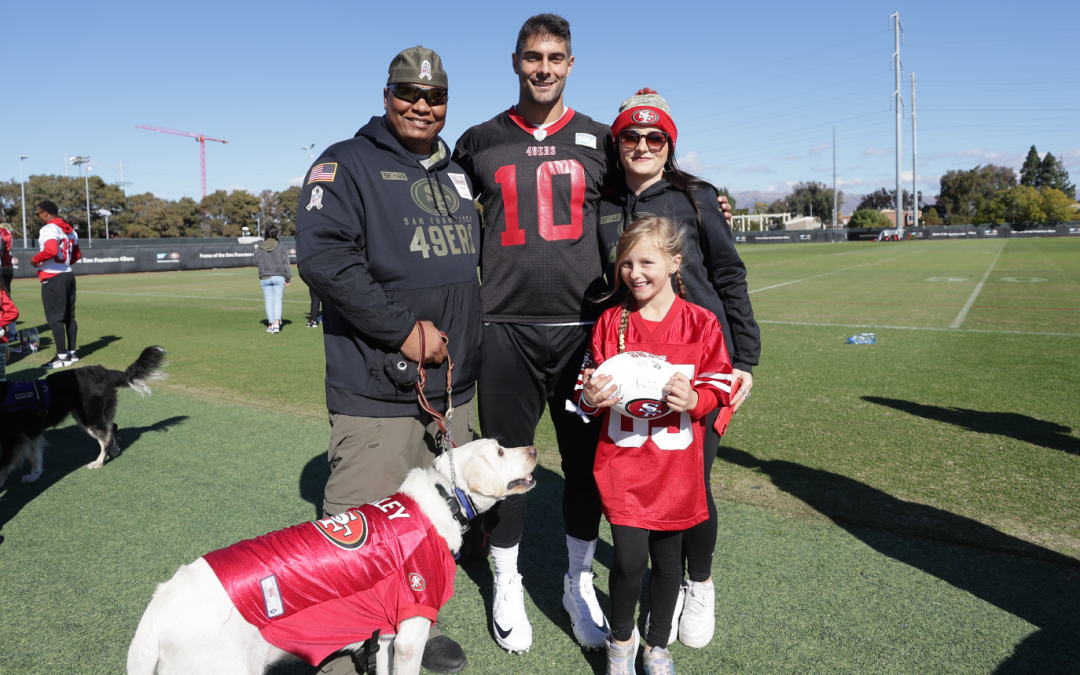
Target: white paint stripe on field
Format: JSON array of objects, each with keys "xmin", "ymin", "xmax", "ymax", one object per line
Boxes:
[
  {"xmin": 950, "ymin": 244, "xmax": 1006, "ymax": 329},
  {"xmin": 80, "ymin": 290, "xmax": 310, "ymax": 304},
  {"xmin": 749, "ymin": 249, "xmax": 928, "ymax": 294},
  {"xmin": 759, "ymin": 319, "xmax": 1080, "ymax": 338}
]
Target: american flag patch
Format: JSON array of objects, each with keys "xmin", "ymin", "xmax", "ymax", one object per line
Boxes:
[{"xmin": 307, "ymin": 163, "xmax": 338, "ymax": 184}]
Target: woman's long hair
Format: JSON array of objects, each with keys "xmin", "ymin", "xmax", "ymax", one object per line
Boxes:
[{"xmin": 664, "ymin": 153, "xmax": 719, "ymax": 239}]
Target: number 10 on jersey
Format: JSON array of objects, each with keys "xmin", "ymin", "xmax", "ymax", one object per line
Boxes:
[{"xmin": 495, "ymin": 160, "xmax": 586, "ymax": 246}]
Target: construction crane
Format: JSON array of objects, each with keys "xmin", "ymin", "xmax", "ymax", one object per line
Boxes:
[{"xmin": 136, "ymin": 124, "xmax": 228, "ymax": 198}]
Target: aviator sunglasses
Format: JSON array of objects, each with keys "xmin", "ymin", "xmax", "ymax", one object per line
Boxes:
[
  {"xmin": 619, "ymin": 130, "xmax": 670, "ymax": 152},
  {"xmin": 388, "ymin": 83, "xmax": 449, "ymax": 106}
]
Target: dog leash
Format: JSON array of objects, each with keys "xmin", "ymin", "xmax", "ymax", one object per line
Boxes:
[{"xmin": 412, "ymin": 320, "xmax": 459, "ymax": 484}]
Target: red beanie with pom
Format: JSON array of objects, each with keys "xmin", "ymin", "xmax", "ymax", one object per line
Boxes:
[{"xmin": 611, "ymin": 88, "xmax": 677, "ymax": 149}]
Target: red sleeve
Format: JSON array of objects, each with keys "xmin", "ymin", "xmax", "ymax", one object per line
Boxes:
[
  {"xmin": 71, "ymin": 244, "xmax": 82, "ymax": 263},
  {"xmin": 692, "ymin": 318, "xmax": 734, "ymax": 409},
  {"xmin": 689, "ymin": 388, "xmax": 717, "ymax": 419},
  {"xmin": 33, "ymin": 239, "xmax": 59, "ymax": 265},
  {"xmin": 0, "ymin": 291, "xmax": 18, "ymax": 328}
]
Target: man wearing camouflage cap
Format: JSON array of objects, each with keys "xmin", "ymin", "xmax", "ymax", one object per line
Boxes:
[{"xmin": 295, "ymin": 45, "xmax": 480, "ymax": 674}]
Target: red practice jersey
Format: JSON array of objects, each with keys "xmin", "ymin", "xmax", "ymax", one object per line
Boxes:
[
  {"xmin": 204, "ymin": 494, "xmax": 456, "ymax": 666},
  {"xmin": 579, "ymin": 297, "xmax": 733, "ymax": 531}
]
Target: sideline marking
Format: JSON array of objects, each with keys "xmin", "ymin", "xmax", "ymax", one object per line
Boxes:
[
  {"xmin": 759, "ymin": 320, "xmax": 1080, "ymax": 338},
  {"xmin": 749, "ymin": 249, "xmax": 927, "ymax": 294},
  {"xmin": 80, "ymin": 290, "xmax": 310, "ymax": 304},
  {"xmin": 950, "ymin": 244, "xmax": 1005, "ymax": 329}
]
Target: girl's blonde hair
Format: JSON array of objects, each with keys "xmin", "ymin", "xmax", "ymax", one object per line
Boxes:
[{"xmin": 604, "ymin": 216, "xmax": 688, "ymax": 352}]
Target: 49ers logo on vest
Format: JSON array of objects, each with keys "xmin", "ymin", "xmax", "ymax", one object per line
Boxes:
[
  {"xmin": 626, "ymin": 398, "xmax": 671, "ymax": 419},
  {"xmin": 312, "ymin": 510, "xmax": 369, "ymax": 550},
  {"xmin": 631, "ymin": 109, "xmax": 660, "ymax": 125},
  {"xmin": 408, "ymin": 573, "xmax": 426, "ymax": 591}
]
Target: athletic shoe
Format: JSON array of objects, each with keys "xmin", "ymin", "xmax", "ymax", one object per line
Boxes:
[
  {"xmin": 604, "ymin": 627, "xmax": 639, "ymax": 675},
  {"xmin": 44, "ymin": 354, "xmax": 72, "ymax": 369},
  {"xmin": 562, "ymin": 571, "xmax": 609, "ymax": 649},
  {"xmin": 678, "ymin": 579, "xmax": 716, "ymax": 648},
  {"xmin": 306, "ymin": 320, "xmax": 318, "ymax": 328},
  {"xmin": 420, "ymin": 634, "xmax": 468, "ymax": 674},
  {"xmin": 492, "ymin": 573, "xmax": 532, "ymax": 653},
  {"xmin": 266, "ymin": 324, "xmax": 274, "ymax": 333},
  {"xmin": 644, "ymin": 582, "xmax": 685, "ymax": 647},
  {"xmin": 67, "ymin": 350, "xmax": 79, "ymax": 363},
  {"xmin": 271, "ymin": 325, "xmax": 281, "ymax": 334},
  {"xmin": 643, "ymin": 646, "xmax": 677, "ymax": 675}
]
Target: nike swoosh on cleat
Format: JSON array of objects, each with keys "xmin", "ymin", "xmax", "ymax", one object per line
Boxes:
[
  {"xmin": 596, "ymin": 616, "xmax": 609, "ymax": 633},
  {"xmin": 494, "ymin": 621, "xmax": 512, "ymax": 639}
]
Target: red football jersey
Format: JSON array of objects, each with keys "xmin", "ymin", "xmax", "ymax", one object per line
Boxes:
[
  {"xmin": 204, "ymin": 494, "xmax": 456, "ymax": 666},
  {"xmin": 579, "ymin": 297, "xmax": 733, "ymax": 531}
]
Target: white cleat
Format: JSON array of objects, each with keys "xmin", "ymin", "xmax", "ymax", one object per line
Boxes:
[
  {"xmin": 678, "ymin": 579, "xmax": 716, "ymax": 648},
  {"xmin": 492, "ymin": 573, "xmax": 532, "ymax": 653},
  {"xmin": 563, "ymin": 571, "xmax": 609, "ymax": 649}
]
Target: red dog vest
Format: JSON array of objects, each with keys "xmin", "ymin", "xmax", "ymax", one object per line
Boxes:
[{"xmin": 204, "ymin": 493, "xmax": 456, "ymax": 665}]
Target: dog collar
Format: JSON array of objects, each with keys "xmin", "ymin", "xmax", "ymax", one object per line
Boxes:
[{"xmin": 435, "ymin": 483, "xmax": 477, "ymax": 534}]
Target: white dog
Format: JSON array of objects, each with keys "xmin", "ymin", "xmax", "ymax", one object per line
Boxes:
[{"xmin": 127, "ymin": 439, "xmax": 537, "ymax": 675}]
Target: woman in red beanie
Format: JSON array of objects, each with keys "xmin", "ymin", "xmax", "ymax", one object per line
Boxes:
[{"xmin": 595, "ymin": 89, "xmax": 761, "ymax": 667}]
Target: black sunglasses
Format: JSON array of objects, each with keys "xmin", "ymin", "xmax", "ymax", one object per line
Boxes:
[
  {"xmin": 388, "ymin": 83, "xmax": 449, "ymax": 106},
  {"xmin": 619, "ymin": 130, "xmax": 669, "ymax": 152}
]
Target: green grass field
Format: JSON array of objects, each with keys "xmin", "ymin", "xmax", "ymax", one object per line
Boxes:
[{"xmin": 1, "ymin": 238, "xmax": 1078, "ymax": 674}]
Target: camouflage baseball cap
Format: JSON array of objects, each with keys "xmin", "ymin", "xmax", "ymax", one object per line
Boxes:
[{"xmin": 387, "ymin": 46, "xmax": 448, "ymax": 89}]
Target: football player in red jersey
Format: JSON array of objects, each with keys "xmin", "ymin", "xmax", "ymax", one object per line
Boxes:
[
  {"xmin": 577, "ymin": 215, "xmax": 733, "ymax": 675},
  {"xmin": 452, "ymin": 14, "xmax": 734, "ymax": 655}
]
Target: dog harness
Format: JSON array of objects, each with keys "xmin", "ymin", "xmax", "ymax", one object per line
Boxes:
[
  {"xmin": 0, "ymin": 381, "xmax": 50, "ymax": 419},
  {"xmin": 204, "ymin": 493, "xmax": 456, "ymax": 666}
]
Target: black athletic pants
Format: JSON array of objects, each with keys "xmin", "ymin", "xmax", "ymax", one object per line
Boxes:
[
  {"xmin": 683, "ymin": 409, "xmax": 720, "ymax": 582},
  {"xmin": 478, "ymin": 323, "xmax": 604, "ymax": 548},
  {"xmin": 609, "ymin": 525, "xmax": 683, "ymax": 646},
  {"xmin": 41, "ymin": 272, "xmax": 76, "ymax": 354},
  {"xmin": 309, "ymin": 286, "xmax": 321, "ymax": 321}
]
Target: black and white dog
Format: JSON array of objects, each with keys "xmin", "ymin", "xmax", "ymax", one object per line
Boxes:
[
  {"xmin": 0, "ymin": 346, "xmax": 168, "ymax": 486},
  {"xmin": 128, "ymin": 439, "xmax": 538, "ymax": 675}
]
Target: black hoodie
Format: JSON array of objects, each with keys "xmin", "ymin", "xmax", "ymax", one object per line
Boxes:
[
  {"xmin": 295, "ymin": 116, "xmax": 482, "ymax": 417},
  {"xmin": 597, "ymin": 180, "xmax": 760, "ymax": 372}
]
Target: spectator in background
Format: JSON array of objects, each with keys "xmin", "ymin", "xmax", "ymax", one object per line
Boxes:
[
  {"xmin": 254, "ymin": 225, "xmax": 291, "ymax": 334},
  {"xmin": 307, "ymin": 287, "xmax": 321, "ymax": 328},
  {"xmin": 0, "ymin": 275, "xmax": 18, "ymax": 381},
  {"xmin": 31, "ymin": 201, "xmax": 80, "ymax": 369},
  {"xmin": 0, "ymin": 220, "xmax": 15, "ymax": 343}
]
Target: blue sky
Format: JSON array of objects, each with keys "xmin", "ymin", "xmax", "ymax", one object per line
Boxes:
[{"xmin": 4, "ymin": 1, "xmax": 1078, "ymax": 203}]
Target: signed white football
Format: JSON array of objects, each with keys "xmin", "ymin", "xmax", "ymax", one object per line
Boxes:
[{"xmin": 591, "ymin": 351, "xmax": 677, "ymax": 419}]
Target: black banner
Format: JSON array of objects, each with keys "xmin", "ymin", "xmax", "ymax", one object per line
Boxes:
[{"xmin": 9, "ymin": 238, "xmax": 297, "ymax": 279}]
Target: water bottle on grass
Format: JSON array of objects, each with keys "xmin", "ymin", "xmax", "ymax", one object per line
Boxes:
[{"xmin": 846, "ymin": 333, "xmax": 876, "ymax": 345}]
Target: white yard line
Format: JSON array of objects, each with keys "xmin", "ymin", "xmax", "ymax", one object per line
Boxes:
[
  {"xmin": 749, "ymin": 249, "xmax": 927, "ymax": 294},
  {"xmin": 759, "ymin": 319, "xmax": 1080, "ymax": 338},
  {"xmin": 80, "ymin": 290, "xmax": 310, "ymax": 304},
  {"xmin": 949, "ymin": 244, "xmax": 1006, "ymax": 329}
]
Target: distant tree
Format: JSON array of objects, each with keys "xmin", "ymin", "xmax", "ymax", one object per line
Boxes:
[
  {"xmin": 936, "ymin": 164, "xmax": 1017, "ymax": 224},
  {"xmin": 986, "ymin": 186, "xmax": 1075, "ymax": 225},
  {"xmin": 766, "ymin": 199, "xmax": 787, "ymax": 214},
  {"xmin": 784, "ymin": 181, "xmax": 842, "ymax": 224},
  {"xmin": 920, "ymin": 207, "xmax": 942, "ymax": 226},
  {"xmin": 200, "ymin": 190, "xmax": 229, "ymax": 236},
  {"xmin": 1037, "ymin": 152, "xmax": 1076, "ymax": 200},
  {"xmin": 117, "ymin": 193, "xmax": 182, "ymax": 237},
  {"xmin": 856, "ymin": 187, "xmax": 923, "ymax": 212},
  {"xmin": 0, "ymin": 174, "xmax": 126, "ymax": 240},
  {"xmin": 751, "ymin": 201, "xmax": 769, "ymax": 215},
  {"xmin": 847, "ymin": 209, "xmax": 892, "ymax": 228},
  {"xmin": 277, "ymin": 186, "xmax": 302, "ymax": 235},
  {"xmin": 1020, "ymin": 145, "xmax": 1041, "ymax": 187},
  {"xmin": 223, "ymin": 190, "xmax": 260, "ymax": 237}
]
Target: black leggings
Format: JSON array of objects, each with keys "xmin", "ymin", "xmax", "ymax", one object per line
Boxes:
[
  {"xmin": 609, "ymin": 525, "xmax": 683, "ymax": 647},
  {"xmin": 682, "ymin": 408, "xmax": 720, "ymax": 582},
  {"xmin": 308, "ymin": 287, "xmax": 321, "ymax": 321}
]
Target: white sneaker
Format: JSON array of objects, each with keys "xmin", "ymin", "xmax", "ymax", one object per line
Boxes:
[
  {"xmin": 492, "ymin": 573, "xmax": 532, "ymax": 653},
  {"xmin": 67, "ymin": 350, "xmax": 79, "ymax": 363},
  {"xmin": 605, "ymin": 627, "xmax": 639, "ymax": 675},
  {"xmin": 678, "ymin": 579, "xmax": 715, "ymax": 648},
  {"xmin": 562, "ymin": 571, "xmax": 609, "ymax": 649},
  {"xmin": 644, "ymin": 582, "xmax": 684, "ymax": 646}
]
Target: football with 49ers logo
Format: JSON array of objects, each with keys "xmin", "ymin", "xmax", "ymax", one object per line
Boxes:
[{"xmin": 592, "ymin": 351, "xmax": 678, "ymax": 419}]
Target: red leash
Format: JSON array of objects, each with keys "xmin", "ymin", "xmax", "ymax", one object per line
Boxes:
[{"xmin": 413, "ymin": 320, "xmax": 455, "ymax": 451}]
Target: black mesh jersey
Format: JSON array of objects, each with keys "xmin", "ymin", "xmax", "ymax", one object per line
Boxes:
[{"xmin": 453, "ymin": 107, "xmax": 615, "ymax": 323}]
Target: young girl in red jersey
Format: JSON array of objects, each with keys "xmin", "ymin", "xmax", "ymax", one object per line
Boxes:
[
  {"xmin": 577, "ymin": 216, "xmax": 733, "ymax": 675},
  {"xmin": 0, "ymin": 275, "xmax": 19, "ymax": 381}
]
